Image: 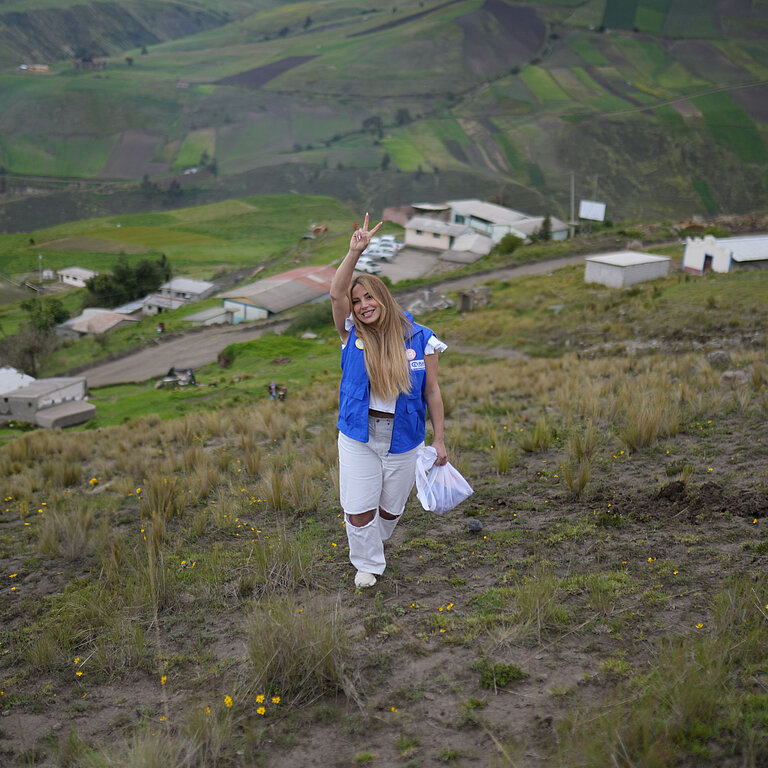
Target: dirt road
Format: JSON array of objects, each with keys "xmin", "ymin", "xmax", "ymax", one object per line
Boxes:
[
  {"xmin": 81, "ymin": 254, "xmax": 585, "ymax": 387},
  {"xmin": 83, "ymin": 320, "xmax": 289, "ymax": 388}
]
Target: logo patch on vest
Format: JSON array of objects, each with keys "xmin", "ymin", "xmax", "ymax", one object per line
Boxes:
[
  {"xmin": 355, "ymin": 338, "xmax": 365, "ymax": 349},
  {"xmin": 405, "ymin": 348, "xmax": 416, "ymax": 361},
  {"xmin": 409, "ymin": 359, "xmax": 425, "ymax": 370}
]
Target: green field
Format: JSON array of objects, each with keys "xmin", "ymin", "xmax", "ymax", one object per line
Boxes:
[
  {"xmin": 0, "ymin": 0, "xmax": 766, "ymax": 224},
  {"xmin": 693, "ymin": 91, "xmax": 768, "ymax": 163}
]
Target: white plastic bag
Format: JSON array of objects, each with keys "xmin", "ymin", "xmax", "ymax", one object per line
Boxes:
[{"xmin": 415, "ymin": 446, "xmax": 474, "ymax": 514}]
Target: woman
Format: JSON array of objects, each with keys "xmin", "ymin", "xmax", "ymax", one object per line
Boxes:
[{"xmin": 330, "ymin": 214, "xmax": 448, "ymax": 589}]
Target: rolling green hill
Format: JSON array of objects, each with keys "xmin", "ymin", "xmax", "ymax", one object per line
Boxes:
[{"xmin": 0, "ymin": 0, "xmax": 767, "ymax": 229}]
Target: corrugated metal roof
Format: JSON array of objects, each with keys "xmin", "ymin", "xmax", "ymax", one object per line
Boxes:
[
  {"xmin": 219, "ymin": 265, "xmax": 335, "ymax": 314},
  {"xmin": 721, "ymin": 236, "xmax": 768, "ymax": 262},
  {"xmin": 161, "ymin": 277, "xmax": 215, "ymax": 294},
  {"xmin": 61, "ymin": 308, "xmax": 138, "ymax": 334}
]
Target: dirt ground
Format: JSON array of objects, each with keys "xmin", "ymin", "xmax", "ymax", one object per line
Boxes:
[{"xmin": 2, "ymin": 398, "xmax": 765, "ymax": 766}]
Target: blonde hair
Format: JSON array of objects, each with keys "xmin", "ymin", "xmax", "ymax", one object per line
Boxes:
[{"xmin": 348, "ymin": 275, "xmax": 413, "ymax": 400}]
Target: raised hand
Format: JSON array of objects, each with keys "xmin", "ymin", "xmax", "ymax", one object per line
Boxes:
[{"xmin": 349, "ymin": 212, "xmax": 383, "ymax": 255}]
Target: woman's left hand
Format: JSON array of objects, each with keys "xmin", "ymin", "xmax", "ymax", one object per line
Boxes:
[{"xmin": 432, "ymin": 439, "xmax": 448, "ymax": 466}]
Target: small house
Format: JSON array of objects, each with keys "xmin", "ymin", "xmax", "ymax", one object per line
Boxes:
[
  {"xmin": 584, "ymin": 252, "xmax": 670, "ymax": 288},
  {"xmin": 683, "ymin": 235, "xmax": 768, "ymax": 274},
  {"xmin": 143, "ymin": 277, "xmax": 216, "ymax": 316},
  {"xmin": 1, "ymin": 376, "xmax": 94, "ymax": 428},
  {"xmin": 56, "ymin": 308, "xmax": 139, "ymax": 339},
  {"xmin": 58, "ymin": 266, "xmax": 98, "ymax": 288},
  {"xmin": 404, "ymin": 217, "xmax": 470, "ymax": 251}
]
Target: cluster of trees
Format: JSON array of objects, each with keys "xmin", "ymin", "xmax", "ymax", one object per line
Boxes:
[
  {"xmin": 84, "ymin": 254, "xmax": 171, "ymax": 308},
  {"xmin": 0, "ymin": 296, "xmax": 69, "ymax": 376}
]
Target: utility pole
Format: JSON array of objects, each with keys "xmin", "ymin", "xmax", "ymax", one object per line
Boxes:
[
  {"xmin": 568, "ymin": 171, "xmax": 576, "ymax": 239},
  {"xmin": 38, "ymin": 253, "xmax": 42, "ymax": 283}
]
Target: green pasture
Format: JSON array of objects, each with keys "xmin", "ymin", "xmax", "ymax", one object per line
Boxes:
[
  {"xmin": 567, "ymin": 67, "xmax": 601, "ymax": 96},
  {"xmin": 716, "ymin": 40, "xmax": 768, "ymax": 80},
  {"xmin": 617, "ymin": 37, "xmax": 671, "ymax": 83},
  {"xmin": 380, "ymin": 136, "xmax": 428, "ymax": 172},
  {"xmin": 520, "ymin": 66, "xmax": 570, "ymax": 103},
  {"xmin": 0, "ymin": 195, "xmax": 355, "ymax": 280},
  {"xmin": 566, "ymin": 36, "xmax": 610, "ymax": 67},
  {"xmin": 602, "ymin": 0, "xmax": 639, "ymax": 29},
  {"xmin": 171, "ymin": 130, "xmax": 216, "ymax": 171},
  {"xmin": 693, "ymin": 91, "xmax": 768, "ymax": 163},
  {"xmin": 635, "ymin": 0, "xmax": 671, "ymax": 35},
  {"xmin": 67, "ymin": 333, "xmax": 341, "ymax": 430}
]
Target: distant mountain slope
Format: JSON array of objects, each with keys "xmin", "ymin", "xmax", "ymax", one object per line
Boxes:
[
  {"xmin": 0, "ymin": 1, "xmax": 233, "ymax": 67},
  {"xmin": 0, "ymin": 0, "xmax": 766, "ymax": 228}
]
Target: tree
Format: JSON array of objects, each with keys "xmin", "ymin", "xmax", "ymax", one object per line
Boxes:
[
  {"xmin": 395, "ymin": 108, "xmax": 412, "ymax": 126},
  {"xmin": 380, "ymin": 152, "xmax": 390, "ymax": 171},
  {"xmin": 7, "ymin": 297, "xmax": 70, "ymax": 376},
  {"xmin": 362, "ymin": 116, "xmax": 383, "ymax": 139},
  {"xmin": 125, "ymin": 56, "xmax": 133, "ymax": 66},
  {"xmin": 496, "ymin": 233, "xmax": 524, "ymax": 254},
  {"xmin": 538, "ymin": 213, "xmax": 552, "ymax": 242},
  {"xmin": 83, "ymin": 255, "xmax": 170, "ymax": 308},
  {"xmin": 20, "ymin": 296, "xmax": 68, "ymax": 331}
]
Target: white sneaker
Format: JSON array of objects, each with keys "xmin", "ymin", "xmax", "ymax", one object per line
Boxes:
[{"xmin": 354, "ymin": 571, "xmax": 377, "ymax": 589}]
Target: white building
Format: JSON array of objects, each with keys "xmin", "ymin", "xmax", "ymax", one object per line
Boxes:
[
  {"xmin": 143, "ymin": 277, "xmax": 216, "ymax": 316},
  {"xmin": 57, "ymin": 266, "xmax": 98, "ymax": 287},
  {"xmin": 447, "ymin": 199, "xmax": 570, "ymax": 242},
  {"xmin": 404, "ymin": 217, "xmax": 471, "ymax": 251},
  {"xmin": 0, "ymin": 366, "xmax": 34, "ymax": 396},
  {"xmin": 584, "ymin": 252, "xmax": 670, "ymax": 288},
  {"xmin": 683, "ymin": 235, "xmax": 768, "ymax": 274},
  {"xmin": 1, "ymin": 376, "xmax": 95, "ymax": 428}
]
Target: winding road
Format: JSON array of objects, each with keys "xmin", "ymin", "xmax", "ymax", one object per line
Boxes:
[{"xmin": 81, "ymin": 253, "xmax": 586, "ymax": 388}]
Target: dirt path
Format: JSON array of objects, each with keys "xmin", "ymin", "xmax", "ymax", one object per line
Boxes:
[{"xmin": 81, "ymin": 254, "xmax": 585, "ymax": 387}]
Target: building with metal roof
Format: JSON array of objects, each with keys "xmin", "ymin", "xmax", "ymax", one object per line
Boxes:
[
  {"xmin": 56, "ymin": 308, "xmax": 139, "ymax": 339},
  {"xmin": 218, "ymin": 265, "xmax": 336, "ymax": 322},
  {"xmin": 683, "ymin": 235, "xmax": 768, "ymax": 274}
]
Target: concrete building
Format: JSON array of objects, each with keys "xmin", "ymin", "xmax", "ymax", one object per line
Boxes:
[
  {"xmin": 584, "ymin": 252, "xmax": 670, "ymax": 288},
  {"xmin": 404, "ymin": 217, "xmax": 470, "ymax": 251},
  {"xmin": 447, "ymin": 199, "xmax": 570, "ymax": 242},
  {"xmin": 218, "ymin": 265, "xmax": 336, "ymax": 322},
  {"xmin": 683, "ymin": 235, "xmax": 768, "ymax": 274},
  {"xmin": 143, "ymin": 277, "xmax": 216, "ymax": 316},
  {"xmin": 0, "ymin": 366, "xmax": 34, "ymax": 396},
  {"xmin": 1, "ymin": 376, "xmax": 94, "ymax": 428},
  {"xmin": 184, "ymin": 306, "xmax": 235, "ymax": 326},
  {"xmin": 58, "ymin": 266, "xmax": 98, "ymax": 287}
]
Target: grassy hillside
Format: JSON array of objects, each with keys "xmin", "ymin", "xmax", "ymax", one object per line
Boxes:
[
  {"xmin": 0, "ymin": 0, "xmax": 767, "ymax": 227},
  {"xmin": 0, "ymin": 257, "xmax": 766, "ymax": 765}
]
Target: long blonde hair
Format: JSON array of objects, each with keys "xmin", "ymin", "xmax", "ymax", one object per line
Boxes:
[{"xmin": 348, "ymin": 275, "xmax": 413, "ymax": 400}]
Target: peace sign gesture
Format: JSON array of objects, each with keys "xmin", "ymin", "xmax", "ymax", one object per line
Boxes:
[{"xmin": 349, "ymin": 212, "xmax": 382, "ymax": 256}]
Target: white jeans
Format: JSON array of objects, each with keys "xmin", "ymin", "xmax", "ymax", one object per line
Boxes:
[{"xmin": 338, "ymin": 417, "xmax": 422, "ymax": 574}]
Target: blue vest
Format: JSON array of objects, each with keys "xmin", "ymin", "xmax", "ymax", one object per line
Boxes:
[{"xmin": 338, "ymin": 317, "xmax": 432, "ymax": 454}]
